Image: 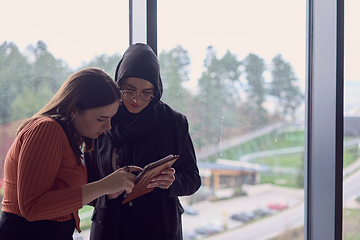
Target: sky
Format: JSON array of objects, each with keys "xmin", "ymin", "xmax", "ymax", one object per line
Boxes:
[
  {"xmin": 1, "ymin": 0, "xmax": 359, "ymax": 91},
  {"xmin": 158, "ymin": 0, "xmax": 307, "ymax": 86},
  {"xmin": 1, "ymin": 0, "xmax": 129, "ymax": 67}
]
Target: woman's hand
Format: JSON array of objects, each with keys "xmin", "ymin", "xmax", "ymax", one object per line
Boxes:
[
  {"xmin": 81, "ymin": 165, "xmax": 142, "ymax": 205},
  {"xmin": 106, "ymin": 165, "xmax": 143, "ymax": 199},
  {"xmin": 102, "ymin": 165, "xmax": 143, "ymax": 196},
  {"xmin": 147, "ymin": 167, "xmax": 176, "ymax": 189}
]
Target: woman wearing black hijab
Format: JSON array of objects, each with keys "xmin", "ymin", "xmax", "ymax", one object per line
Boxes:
[{"xmin": 84, "ymin": 43, "xmax": 201, "ymax": 240}]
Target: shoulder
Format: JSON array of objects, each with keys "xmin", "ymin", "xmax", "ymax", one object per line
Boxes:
[
  {"xmin": 20, "ymin": 117, "xmax": 66, "ymax": 138},
  {"xmin": 157, "ymin": 101, "xmax": 188, "ymax": 123},
  {"xmin": 156, "ymin": 102, "xmax": 190, "ymax": 136},
  {"xmin": 26, "ymin": 117, "xmax": 62, "ymax": 130}
]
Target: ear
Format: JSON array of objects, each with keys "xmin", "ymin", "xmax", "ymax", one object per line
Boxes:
[{"xmin": 70, "ymin": 106, "xmax": 78, "ymax": 119}]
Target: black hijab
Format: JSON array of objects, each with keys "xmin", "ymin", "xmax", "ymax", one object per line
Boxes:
[{"xmin": 105, "ymin": 43, "xmax": 163, "ymax": 148}]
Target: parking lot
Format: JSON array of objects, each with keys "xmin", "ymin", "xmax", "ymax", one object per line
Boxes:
[{"xmin": 181, "ymin": 184, "xmax": 303, "ymax": 239}]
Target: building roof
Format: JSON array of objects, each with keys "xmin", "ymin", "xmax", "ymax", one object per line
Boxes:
[{"xmin": 198, "ymin": 159, "xmax": 265, "ymax": 173}]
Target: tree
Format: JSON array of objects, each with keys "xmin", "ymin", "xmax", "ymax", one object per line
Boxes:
[
  {"xmin": 8, "ymin": 41, "xmax": 72, "ymax": 121},
  {"xmin": 159, "ymin": 45, "xmax": 192, "ymax": 114},
  {"xmin": 242, "ymin": 53, "xmax": 268, "ymax": 127},
  {"xmin": 25, "ymin": 41, "xmax": 71, "ymax": 93},
  {"xmin": 80, "ymin": 53, "xmax": 122, "ymax": 79},
  {"xmin": 0, "ymin": 42, "xmax": 30, "ymax": 124},
  {"xmin": 194, "ymin": 46, "xmax": 242, "ymax": 147},
  {"xmin": 269, "ymin": 54, "xmax": 304, "ymax": 121},
  {"xmin": 10, "ymin": 83, "xmax": 54, "ymax": 120}
]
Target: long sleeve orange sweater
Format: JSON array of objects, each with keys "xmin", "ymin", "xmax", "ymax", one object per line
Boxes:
[{"xmin": 1, "ymin": 117, "xmax": 87, "ymax": 232}]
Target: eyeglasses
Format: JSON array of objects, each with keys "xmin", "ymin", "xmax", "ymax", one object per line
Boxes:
[{"xmin": 120, "ymin": 89, "xmax": 154, "ymax": 102}]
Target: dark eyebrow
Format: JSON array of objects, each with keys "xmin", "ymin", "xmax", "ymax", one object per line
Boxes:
[
  {"xmin": 98, "ymin": 115, "xmax": 111, "ymax": 118},
  {"xmin": 124, "ymin": 83, "xmax": 154, "ymax": 91}
]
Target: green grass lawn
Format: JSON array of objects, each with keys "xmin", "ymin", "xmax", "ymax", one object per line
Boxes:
[
  {"xmin": 206, "ymin": 129, "xmax": 360, "ymax": 189},
  {"xmin": 79, "ymin": 205, "xmax": 94, "ymax": 230}
]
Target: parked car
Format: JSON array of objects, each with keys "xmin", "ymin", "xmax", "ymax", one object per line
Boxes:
[
  {"xmin": 190, "ymin": 186, "xmax": 213, "ymax": 202},
  {"xmin": 183, "ymin": 230, "xmax": 200, "ymax": 240},
  {"xmin": 183, "ymin": 205, "xmax": 198, "ymax": 215},
  {"xmin": 267, "ymin": 201, "xmax": 288, "ymax": 210},
  {"xmin": 195, "ymin": 226, "xmax": 215, "ymax": 236},
  {"xmin": 203, "ymin": 220, "xmax": 224, "ymax": 233},
  {"xmin": 195, "ymin": 220, "xmax": 224, "ymax": 236},
  {"xmin": 230, "ymin": 211, "xmax": 256, "ymax": 222},
  {"xmin": 254, "ymin": 207, "xmax": 273, "ymax": 218}
]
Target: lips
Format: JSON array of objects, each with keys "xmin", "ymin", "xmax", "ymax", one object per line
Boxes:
[
  {"xmin": 129, "ymin": 103, "xmax": 141, "ymax": 108},
  {"xmin": 124, "ymin": 100, "xmax": 144, "ymax": 113}
]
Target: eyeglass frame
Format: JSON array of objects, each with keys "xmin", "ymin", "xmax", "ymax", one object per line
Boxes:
[{"xmin": 120, "ymin": 89, "xmax": 155, "ymax": 102}]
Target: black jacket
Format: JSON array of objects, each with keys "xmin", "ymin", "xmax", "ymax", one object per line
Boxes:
[{"xmin": 84, "ymin": 102, "xmax": 201, "ymax": 240}]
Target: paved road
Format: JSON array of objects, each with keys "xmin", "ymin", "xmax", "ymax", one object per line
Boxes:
[
  {"xmin": 182, "ymin": 185, "xmax": 303, "ymax": 240},
  {"xmin": 205, "ymin": 203, "xmax": 304, "ymax": 240},
  {"xmin": 202, "ymin": 162, "xmax": 360, "ymax": 240}
]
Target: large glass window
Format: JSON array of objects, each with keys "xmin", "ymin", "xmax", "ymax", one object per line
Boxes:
[
  {"xmin": 158, "ymin": 1, "xmax": 306, "ymax": 239},
  {"xmin": 343, "ymin": 0, "xmax": 360, "ymax": 239},
  {"xmin": 1, "ymin": 1, "xmax": 349, "ymax": 239},
  {"xmin": 0, "ymin": 1, "xmax": 129, "ymax": 238}
]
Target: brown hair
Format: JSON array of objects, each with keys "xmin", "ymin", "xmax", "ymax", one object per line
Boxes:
[{"xmin": 17, "ymin": 67, "xmax": 120, "ymax": 163}]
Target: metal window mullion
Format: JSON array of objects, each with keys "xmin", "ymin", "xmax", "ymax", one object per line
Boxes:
[
  {"xmin": 129, "ymin": 0, "xmax": 157, "ymax": 54},
  {"xmin": 129, "ymin": 0, "xmax": 147, "ymax": 45},
  {"xmin": 305, "ymin": 0, "xmax": 344, "ymax": 239},
  {"xmin": 146, "ymin": 0, "xmax": 157, "ymax": 55}
]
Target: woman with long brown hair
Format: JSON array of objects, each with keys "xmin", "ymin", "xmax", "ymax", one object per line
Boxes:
[{"xmin": 0, "ymin": 67, "xmax": 141, "ymax": 240}]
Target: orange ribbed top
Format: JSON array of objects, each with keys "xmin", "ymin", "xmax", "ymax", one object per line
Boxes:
[{"xmin": 1, "ymin": 117, "xmax": 87, "ymax": 232}]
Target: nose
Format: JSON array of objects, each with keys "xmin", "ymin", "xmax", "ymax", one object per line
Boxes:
[
  {"xmin": 104, "ymin": 119, "xmax": 111, "ymax": 130},
  {"xmin": 132, "ymin": 92, "xmax": 141, "ymax": 103}
]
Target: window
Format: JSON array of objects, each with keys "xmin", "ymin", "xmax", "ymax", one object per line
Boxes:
[
  {"xmin": 0, "ymin": 0, "xmax": 349, "ymax": 239},
  {"xmin": 157, "ymin": 1, "xmax": 306, "ymax": 239},
  {"xmin": 0, "ymin": 1, "xmax": 129, "ymax": 238},
  {"xmin": 343, "ymin": 0, "xmax": 360, "ymax": 238}
]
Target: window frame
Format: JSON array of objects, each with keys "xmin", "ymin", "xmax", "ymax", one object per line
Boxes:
[
  {"xmin": 129, "ymin": 0, "xmax": 157, "ymax": 54},
  {"xmin": 305, "ymin": 0, "xmax": 344, "ymax": 239}
]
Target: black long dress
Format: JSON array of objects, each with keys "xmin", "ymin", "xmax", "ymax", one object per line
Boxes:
[{"xmin": 84, "ymin": 43, "xmax": 201, "ymax": 240}]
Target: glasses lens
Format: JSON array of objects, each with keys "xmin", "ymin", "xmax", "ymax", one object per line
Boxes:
[
  {"xmin": 121, "ymin": 90, "xmax": 133, "ymax": 98},
  {"xmin": 141, "ymin": 93, "xmax": 152, "ymax": 101},
  {"xmin": 121, "ymin": 90, "xmax": 153, "ymax": 101}
]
